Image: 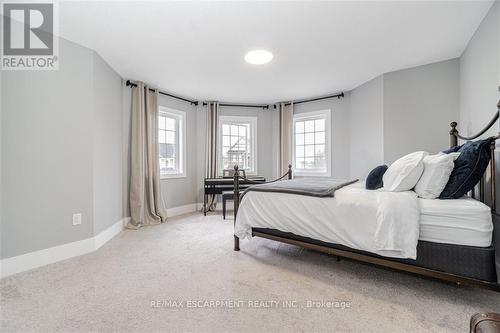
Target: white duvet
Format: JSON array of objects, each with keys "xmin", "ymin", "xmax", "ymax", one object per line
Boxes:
[{"xmin": 234, "ymin": 182, "xmax": 421, "ymax": 259}]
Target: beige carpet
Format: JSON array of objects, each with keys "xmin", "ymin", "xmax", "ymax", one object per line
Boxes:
[{"xmin": 1, "ymin": 212, "xmax": 499, "ymax": 332}]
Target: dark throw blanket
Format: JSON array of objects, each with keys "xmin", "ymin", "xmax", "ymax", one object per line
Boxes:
[{"xmin": 241, "ymin": 178, "xmax": 359, "ymax": 198}]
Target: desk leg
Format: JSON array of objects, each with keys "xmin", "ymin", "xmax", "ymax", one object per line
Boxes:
[
  {"xmin": 223, "ymin": 198, "xmax": 226, "ymax": 219},
  {"xmin": 204, "ymin": 194, "xmax": 207, "ymax": 216}
]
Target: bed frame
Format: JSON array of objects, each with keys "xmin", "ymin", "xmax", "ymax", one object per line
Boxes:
[{"xmin": 232, "ymin": 100, "xmax": 500, "ymax": 291}]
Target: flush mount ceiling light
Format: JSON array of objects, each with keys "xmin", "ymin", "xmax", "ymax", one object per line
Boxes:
[{"xmin": 244, "ymin": 49, "xmax": 273, "ymax": 65}]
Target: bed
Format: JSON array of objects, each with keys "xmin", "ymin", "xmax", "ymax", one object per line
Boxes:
[{"xmin": 231, "ymin": 105, "xmax": 500, "ymax": 291}]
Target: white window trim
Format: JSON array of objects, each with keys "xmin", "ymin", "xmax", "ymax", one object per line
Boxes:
[
  {"xmin": 159, "ymin": 106, "xmax": 187, "ymax": 180},
  {"xmin": 218, "ymin": 116, "xmax": 258, "ymax": 176},
  {"xmin": 292, "ymin": 109, "xmax": 331, "ymax": 177}
]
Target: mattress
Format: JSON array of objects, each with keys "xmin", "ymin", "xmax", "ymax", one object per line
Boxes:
[
  {"xmin": 236, "ymin": 182, "xmax": 422, "ymax": 258},
  {"xmin": 419, "ymin": 196, "xmax": 493, "ymax": 247},
  {"xmin": 236, "ymin": 182, "xmax": 494, "ymax": 251}
]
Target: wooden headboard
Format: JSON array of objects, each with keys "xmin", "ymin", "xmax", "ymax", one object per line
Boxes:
[{"xmin": 448, "ymin": 100, "xmax": 500, "ymax": 212}]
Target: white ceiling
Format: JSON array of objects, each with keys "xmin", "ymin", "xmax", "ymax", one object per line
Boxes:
[{"xmin": 59, "ymin": 1, "xmax": 493, "ymax": 103}]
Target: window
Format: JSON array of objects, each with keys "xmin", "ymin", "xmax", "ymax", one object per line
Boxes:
[
  {"xmin": 293, "ymin": 109, "xmax": 331, "ymax": 176},
  {"xmin": 218, "ymin": 116, "xmax": 257, "ymax": 175},
  {"xmin": 158, "ymin": 107, "xmax": 186, "ymax": 178}
]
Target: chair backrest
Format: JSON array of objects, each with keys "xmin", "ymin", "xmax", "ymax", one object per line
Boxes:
[{"xmin": 223, "ymin": 168, "xmax": 246, "ymax": 178}]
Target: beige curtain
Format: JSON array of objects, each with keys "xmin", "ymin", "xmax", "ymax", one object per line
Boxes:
[
  {"xmin": 128, "ymin": 82, "xmax": 167, "ymax": 229},
  {"xmin": 278, "ymin": 102, "xmax": 293, "ymax": 176},
  {"xmin": 205, "ymin": 101, "xmax": 219, "ymax": 211}
]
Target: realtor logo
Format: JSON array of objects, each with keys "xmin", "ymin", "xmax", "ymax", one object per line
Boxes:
[{"xmin": 1, "ymin": 1, "xmax": 59, "ymax": 70}]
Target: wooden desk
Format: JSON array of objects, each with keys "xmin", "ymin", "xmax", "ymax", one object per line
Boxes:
[{"xmin": 203, "ymin": 176, "xmax": 266, "ymax": 215}]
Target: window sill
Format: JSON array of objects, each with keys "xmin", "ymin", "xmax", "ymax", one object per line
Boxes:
[
  {"xmin": 218, "ymin": 171, "xmax": 257, "ymax": 178},
  {"xmin": 294, "ymin": 171, "xmax": 331, "ymax": 178},
  {"xmin": 160, "ymin": 173, "xmax": 187, "ymax": 180}
]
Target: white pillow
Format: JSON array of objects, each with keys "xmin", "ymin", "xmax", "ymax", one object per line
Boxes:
[
  {"xmin": 383, "ymin": 151, "xmax": 428, "ymax": 192},
  {"xmin": 414, "ymin": 152, "xmax": 460, "ymax": 199}
]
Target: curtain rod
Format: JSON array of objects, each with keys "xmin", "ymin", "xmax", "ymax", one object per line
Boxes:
[
  {"xmin": 125, "ymin": 80, "xmax": 199, "ymax": 106},
  {"xmin": 276, "ymin": 92, "xmax": 345, "ymax": 108},
  {"xmin": 126, "ymin": 79, "xmax": 345, "ymax": 109},
  {"xmin": 203, "ymin": 102, "xmax": 270, "ymax": 110}
]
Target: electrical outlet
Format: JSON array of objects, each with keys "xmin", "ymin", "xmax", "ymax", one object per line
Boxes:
[{"xmin": 72, "ymin": 213, "xmax": 82, "ymax": 225}]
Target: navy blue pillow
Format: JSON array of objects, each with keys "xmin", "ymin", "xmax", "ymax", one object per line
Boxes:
[
  {"xmin": 440, "ymin": 138, "xmax": 494, "ymax": 199},
  {"xmin": 366, "ymin": 165, "xmax": 388, "ymax": 190}
]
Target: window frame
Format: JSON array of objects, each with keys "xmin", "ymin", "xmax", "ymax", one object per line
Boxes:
[
  {"xmin": 159, "ymin": 106, "xmax": 187, "ymax": 179},
  {"xmin": 218, "ymin": 115, "xmax": 258, "ymax": 176},
  {"xmin": 292, "ymin": 109, "xmax": 331, "ymax": 177}
]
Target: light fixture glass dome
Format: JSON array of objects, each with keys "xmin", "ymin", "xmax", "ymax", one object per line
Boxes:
[{"xmin": 244, "ymin": 50, "xmax": 273, "ymax": 65}]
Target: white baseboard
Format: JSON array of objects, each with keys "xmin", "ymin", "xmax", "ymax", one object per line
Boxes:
[
  {"xmin": 94, "ymin": 217, "xmax": 129, "ymax": 250},
  {"xmin": 166, "ymin": 203, "xmax": 198, "ymax": 217},
  {"xmin": 0, "ymin": 217, "xmax": 129, "ymax": 279},
  {"xmin": 0, "ymin": 203, "xmax": 202, "ymax": 279},
  {"xmin": 0, "ymin": 238, "xmax": 95, "ymax": 279}
]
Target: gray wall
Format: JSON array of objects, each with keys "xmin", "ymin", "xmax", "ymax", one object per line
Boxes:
[
  {"xmin": 458, "ymin": 1, "xmax": 499, "ymax": 210},
  {"xmin": 349, "ymin": 76, "xmax": 384, "ymax": 179},
  {"xmin": 122, "ymin": 84, "xmax": 132, "ymax": 217},
  {"xmin": 459, "ymin": 0, "xmax": 499, "ymax": 137},
  {"xmin": 0, "ymin": 69, "xmax": 3, "ymax": 259},
  {"xmin": 1, "ymin": 38, "xmax": 95, "ymax": 258},
  {"xmin": 92, "ymin": 53, "xmax": 124, "ymax": 234},
  {"xmin": 1, "ymin": 37, "xmax": 125, "ymax": 259},
  {"xmin": 348, "ymin": 59, "xmax": 459, "ymax": 179},
  {"xmin": 383, "ymin": 59, "xmax": 460, "ymax": 163}
]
